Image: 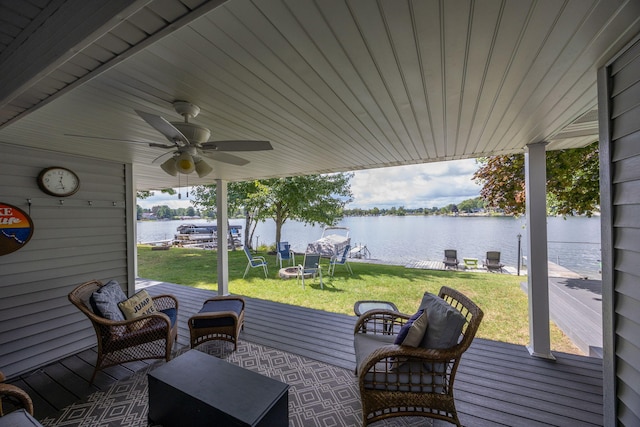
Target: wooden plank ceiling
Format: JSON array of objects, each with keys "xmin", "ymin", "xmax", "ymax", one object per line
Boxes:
[{"xmin": 0, "ymin": 0, "xmax": 639, "ymax": 190}]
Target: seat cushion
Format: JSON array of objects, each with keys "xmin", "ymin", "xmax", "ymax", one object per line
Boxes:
[
  {"xmin": 0, "ymin": 409, "xmax": 42, "ymax": 427},
  {"xmin": 418, "ymin": 292, "xmax": 466, "ymax": 349},
  {"xmin": 89, "ymin": 280, "xmax": 127, "ymax": 321},
  {"xmin": 354, "ymin": 333, "xmax": 395, "ymax": 371},
  {"xmin": 394, "ymin": 309, "xmax": 428, "ymax": 347},
  {"xmin": 160, "ymin": 307, "xmax": 177, "ymax": 328},
  {"xmin": 192, "ymin": 299, "xmax": 244, "ymax": 328}
]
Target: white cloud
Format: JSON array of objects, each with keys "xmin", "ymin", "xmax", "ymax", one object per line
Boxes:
[
  {"xmin": 137, "ymin": 159, "xmax": 482, "ymax": 210},
  {"xmin": 348, "ymin": 159, "xmax": 481, "ymax": 209}
]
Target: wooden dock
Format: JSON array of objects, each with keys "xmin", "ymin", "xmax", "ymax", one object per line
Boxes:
[{"xmin": 6, "ymin": 279, "xmax": 604, "ymax": 426}]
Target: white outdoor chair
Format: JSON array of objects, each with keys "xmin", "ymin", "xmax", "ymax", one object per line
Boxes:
[
  {"xmin": 276, "ymin": 241, "xmax": 295, "ymax": 268},
  {"xmin": 328, "ymin": 244, "xmax": 353, "ymax": 277},
  {"xmin": 297, "ymin": 253, "xmax": 322, "ymax": 289},
  {"xmin": 243, "ymin": 246, "xmax": 268, "ymax": 278}
]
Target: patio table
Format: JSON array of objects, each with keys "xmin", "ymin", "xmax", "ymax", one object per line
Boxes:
[{"xmin": 148, "ymin": 349, "xmax": 289, "ymax": 426}]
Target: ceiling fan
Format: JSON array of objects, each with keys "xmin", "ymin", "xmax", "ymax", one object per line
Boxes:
[{"xmin": 67, "ymin": 101, "xmax": 273, "ymax": 177}]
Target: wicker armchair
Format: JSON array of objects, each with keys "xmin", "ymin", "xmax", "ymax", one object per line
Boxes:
[
  {"xmin": 354, "ymin": 286, "xmax": 483, "ymax": 426},
  {"xmin": 68, "ymin": 280, "xmax": 178, "ymax": 383}
]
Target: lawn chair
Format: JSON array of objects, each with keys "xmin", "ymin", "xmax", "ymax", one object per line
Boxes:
[
  {"xmin": 243, "ymin": 246, "xmax": 268, "ymax": 278},
  {"xmin": 297, "ymin": 253, "xmax": 323, "ymax": 289},
  {"xmin": 328, "ymin": 244, "xmax": 353, "ymax": 277},
  {"xmin": 276, "ymin": 241, "xmax": 295, "ymax": 268},
  {"xmin": 484, "ymin": 251, "xmax": 505, "ymax": 272},
  {"xmin": 443, "ymin": 249, "xmax": 459, "ymax": 269}
]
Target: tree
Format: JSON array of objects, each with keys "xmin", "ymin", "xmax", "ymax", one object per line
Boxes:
[
  {"xmin": 190, "ymin": 174, "xmax": 353, "ymax": 249},
  {"xmin": 255, "ymin": 174, "xmax": 353, "ymax": 246},
  {"xmin": 473, "ymin": 142, "xmax": 599, "ymax": 216}
]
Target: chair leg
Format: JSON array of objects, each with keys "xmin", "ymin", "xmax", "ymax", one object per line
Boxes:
[
  {"xmin": 243, "ymin": 263, "xmax": 250, "ymax": 278},
  {"xmin": 263, "ymin": 264, "xmax": 268, "ymax": 277}
]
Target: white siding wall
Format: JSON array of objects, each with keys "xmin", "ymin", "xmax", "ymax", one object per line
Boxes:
[
  {"xmin": 0, "ymin": 143, "xmax": 130, "ymax": 377},
  {"xmin": 599, "ymin": 37, "xmax": 640, "ymax": 427}
]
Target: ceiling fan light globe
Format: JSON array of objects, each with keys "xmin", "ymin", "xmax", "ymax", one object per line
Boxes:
[
  {"xmin": 195, "ymin": 159, "xmax": 213, "ymax": 177},
  {"xmin": 176, "ymin": 152, "xmax": 195, "ymax": 174},
  {"xmin": 160, "ymin": 158, "xmax": 178, "ymax": 176}
]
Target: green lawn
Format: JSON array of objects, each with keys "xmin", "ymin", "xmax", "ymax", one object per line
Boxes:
[{"xmin": 137, "ymin": 245, "xmax": 581, "ymax": 354}]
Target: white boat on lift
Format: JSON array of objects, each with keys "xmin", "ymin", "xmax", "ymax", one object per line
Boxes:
[{"xmin": 306, "ymin": 226, "xmax": 351, "ymax": 257}]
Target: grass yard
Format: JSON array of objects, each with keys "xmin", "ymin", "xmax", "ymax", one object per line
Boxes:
[{"xmin": 138, "ymin": 245, "xmax": 581, "ymax": 355}]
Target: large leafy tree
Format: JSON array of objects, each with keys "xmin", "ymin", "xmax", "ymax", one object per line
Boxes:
[
  {"xmin": 473, "ymin": 142, "xmax": 600, "ymax": 216},
  {"xmin": 262, "ymin": 174, "xmax": 353, "ymax": 245},
  {"xmin": 191, "ymin": 173, "xmax": 353, "ymax": 249}
]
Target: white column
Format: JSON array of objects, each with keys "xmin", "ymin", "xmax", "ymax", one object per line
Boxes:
[
  {"xmin": 126, "ymin": 163, "xmax": 137, "ymax": 295},
  {"xmin": 216, "ymin": 179, "xmax": 229, "ymax": 295},
  {"xmin": 525, "ymin": 142, "xmax": 554, "ymax": 359}
]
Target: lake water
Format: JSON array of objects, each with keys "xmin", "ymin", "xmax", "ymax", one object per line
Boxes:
[{"xmin": 137, "ymin": 215, "xmax": 602, "ymax": 279}]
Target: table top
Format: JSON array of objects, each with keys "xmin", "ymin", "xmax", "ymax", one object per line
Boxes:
[
  {"xmin": 354, "ymin": 300, "xmax": 398, "ymax": 316},
  {"xmin": 148, "ymin": 350, "xmax": 289, "ymax": 424}
]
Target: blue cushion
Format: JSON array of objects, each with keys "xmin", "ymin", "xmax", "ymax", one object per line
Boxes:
[
  {"xmin": 394, "ymin": 309, "xmax": 428, "ymax": 346},
  {"xmin": 192, "ymin": 299, "xmax": 243, "ymax": 328},
  {"xmin": 160, "ymin": 307, "xmax": 177, "ymax": 327},
  {"xmin": 89, "ymin": 280, "xmax": 127, "ymax": 321}
]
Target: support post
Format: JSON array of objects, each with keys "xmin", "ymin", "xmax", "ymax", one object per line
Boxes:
[
  {"xmin": 525, "ymin": 142, "xmax": 554, "ymax": 359},
  {"xmin": 216, "ymin": 179, "xmax": 229, "ymax": 295}
]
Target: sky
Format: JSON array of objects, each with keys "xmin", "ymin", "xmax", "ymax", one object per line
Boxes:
[{"xmin": 136, "ymin": 158, "xmax": 483, "ymax": 210}]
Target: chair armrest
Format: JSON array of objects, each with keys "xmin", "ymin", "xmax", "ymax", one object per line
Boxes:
[
  {"xmin": 0, "ymin": 383, "xmax": 34, "ymax": 415},
  {"xmin": 152, "ymin": 294, "xmax": 179, "ymax": 312},
  {"xmin": 353, "ymin": 310, "xmax": 410, "ymax": 335},
  {"xmin": 253, "ymin": 256, "xmax": 267, "ymax": 262}
]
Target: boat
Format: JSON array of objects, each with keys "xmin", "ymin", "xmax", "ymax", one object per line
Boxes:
[
  {"xmin": 173, "ymin": 223, "xmax": 242, "ymax": 248},
  {"xmin": 306, "ymin": 226, "xmax": 350, "ymax": 257}
]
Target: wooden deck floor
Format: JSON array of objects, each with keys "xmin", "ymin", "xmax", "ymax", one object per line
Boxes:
[{"xmin": 8, "ymin": 279, "xmax": 604, "ymax": 426}]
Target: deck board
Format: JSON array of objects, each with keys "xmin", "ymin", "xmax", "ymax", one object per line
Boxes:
[{"xmin": 6, "ymin": 279, "xmax": 604, "ymax": 426}]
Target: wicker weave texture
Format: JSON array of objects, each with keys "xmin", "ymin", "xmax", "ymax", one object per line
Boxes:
[{"xmin": 188, "ymin": 296, "xmax": 245, "ymax": 350}]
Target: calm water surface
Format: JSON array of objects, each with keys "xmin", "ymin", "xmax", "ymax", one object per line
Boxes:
[{"xmin": 138, "ymin": 216, "xmax": 601, "ymax": 279}]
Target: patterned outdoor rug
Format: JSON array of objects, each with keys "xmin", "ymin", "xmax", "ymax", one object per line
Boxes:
[{"xmin": 40, "ymin": 341, "xmax": 430, "ymax": 427}]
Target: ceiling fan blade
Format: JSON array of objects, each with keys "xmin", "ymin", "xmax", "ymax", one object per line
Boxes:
[
  {"xmin": 152, "ymin": 151, "xmax": 176, "ymax": 164},
  {"xmin": 65, "ymin": 134, "xmax": 152, "ymax": 144},
  {"xmin": 149, "ymin": 142, "xmax": 176, "ymax": 149},
  {"xmin": 200, "ymin": 150, "xmax": 250, "ymax": 166},
  {"xmin": 200, "ymin": 140, "xmax": 272, "ymax": 152},
  {"xmin": 135, "ymin": 110, "xmax": 189, "ymax": 145}
]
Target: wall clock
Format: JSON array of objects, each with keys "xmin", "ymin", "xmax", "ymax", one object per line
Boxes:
[{"xmin": 37, "ymin": 167, "xmax": 80, "ymax": 197}]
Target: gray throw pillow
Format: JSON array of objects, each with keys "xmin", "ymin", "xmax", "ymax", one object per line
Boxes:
[
  {"xmin": 90, "ymin": 280, "xmax": 127, "ymax": 321},
  {"xmin": 394, "ymin": 309, "xmax": 429, "ymax": 347},
  {"xmin": 418, "ymin": 292, "xmax": 466, "ymax": 349}
]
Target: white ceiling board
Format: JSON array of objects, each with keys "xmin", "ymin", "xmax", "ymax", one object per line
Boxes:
[{"xmin": 1, "ymin": 0, "xmax": 639, "ymax": 190}]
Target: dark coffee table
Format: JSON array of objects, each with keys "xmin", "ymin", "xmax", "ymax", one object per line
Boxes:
[{"xmin": 148, "ymin": 349, "xmax": 289, "ymax": 426}]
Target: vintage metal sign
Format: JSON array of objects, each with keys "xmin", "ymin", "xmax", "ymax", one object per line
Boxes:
[{"xmin": 0, "ymin": 203, "xmax": 34, "ymax": 256}]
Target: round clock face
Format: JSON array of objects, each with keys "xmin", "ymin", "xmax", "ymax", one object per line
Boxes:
[{"xmin": 37, "ymin": 167, "xmax": 80, "ymax": 197}]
